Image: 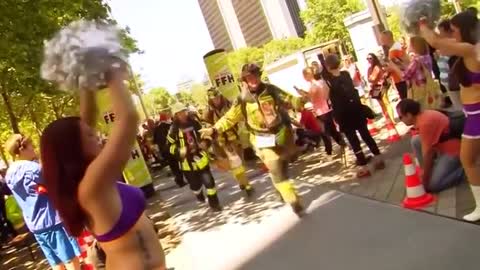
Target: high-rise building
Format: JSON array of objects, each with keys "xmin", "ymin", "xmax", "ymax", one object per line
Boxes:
[
  {"xmin": 198, "ymin": 0, "xmax": 234, "ymax": 51},
  {"xmin": 198, "ymin": 0, "xmax": 306, "ymax": 51}
]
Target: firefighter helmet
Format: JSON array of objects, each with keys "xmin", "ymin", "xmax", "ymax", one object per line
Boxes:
[{"xmin": 240, "ymin": 63, "xmax": 262, "ymax": 81}]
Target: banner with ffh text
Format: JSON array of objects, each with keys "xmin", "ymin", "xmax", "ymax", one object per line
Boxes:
[
  {"xmin": 203, "ymin": 49, "xmax": 239, "ymax": 102},
  {"xmin": 96, "ymin": 89, "xmax": 153, "ymax": 189}
]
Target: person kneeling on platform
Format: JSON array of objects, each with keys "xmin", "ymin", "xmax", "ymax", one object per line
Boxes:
[
  {"xmin": 167, "ymin": 103, "xmax": 222, "ymax": 211},
  {"xmin": 397, "ymin": 99, "xmax": 465, "ymax": 193}
]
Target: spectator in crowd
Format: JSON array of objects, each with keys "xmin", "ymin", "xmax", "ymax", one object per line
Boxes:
[
  {"xmin": 324, "ymin": 54, "xmax": 385, "ymax": 177},
  {"xmin": 380, "ymin": 30, "xmax": 410, "ymax": 100},
  {"xmin": 399, "ymin": 36, "xmax": 408, "ymax": 51},
  {"xmin": 389, "ymin": 36, "xmax": 441, "ymax": 109},
  {"xmin": 436, "ymin": 19, "xmax": 462, "ymax": 111},
  {"xmin": 292, "ymin": 102, "xmax": 323, "ymax": 149},
  {"xmin": 141, "ymin": 119, "xmax": 160, "ymax": 164},
  {"xmin": 4, "ymin": 134, "xmax": 81, "ymax": 270},
  {"xmin": 397, "ymin": 99, "xmax": 464, "ymax": 192},
  {"xmin": 295, "ymin": 67, "xmax": 346, "ymax": 157},
  {"xmin": 367, "ymin": 52, "xmax": 399, "ymax": 137},
  {"xmin": 310, "ymin": 61, "xmax": 323, "ymax": 81},
  {"xmin": 0, "ymin": 161, "xmax": 17, "ymax": 244},
  {"xmin": 154, "ymin": 110, "xmax": 186, "ymax": 187},
  {"xmin": 429, "ymin": 43, "xmax": 453, "ymax": 108},
  {"xmin": 342, "ymin": 55, "xmax": 366, "ymax": 99},
  {"xmin": 403, "ymin": 37, "xmax": 433, "ymax": 85},
  {"xmin": 420, "ymin": 8, "xmax": 480, "ymax": 222}
]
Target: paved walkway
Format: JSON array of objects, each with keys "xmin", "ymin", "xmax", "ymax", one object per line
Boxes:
[{"xmin": 163, "ymin": 123, "xmax": 476, "ymax": 269}]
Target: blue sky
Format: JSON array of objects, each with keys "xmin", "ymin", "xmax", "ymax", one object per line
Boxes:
[{"xmin": 109, "ymin": 0, "xmax": 214, "ymax": 92}]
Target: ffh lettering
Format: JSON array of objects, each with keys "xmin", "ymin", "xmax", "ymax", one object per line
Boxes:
[
  {"xmin": 103, "ymin": 112, "xmax": 116, "ymax": 124},
  {"xmin": 131, "ymin": 149, "xmax": 140, "ymax": 160},
  {"xmin": 215, "ymin": 74, "xmax": 234, "ymax": 87}
]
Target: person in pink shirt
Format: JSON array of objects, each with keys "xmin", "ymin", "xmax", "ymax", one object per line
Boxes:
[{"xmin": 296, "ymin": 67, "xmax": 346, "ymax": 156}]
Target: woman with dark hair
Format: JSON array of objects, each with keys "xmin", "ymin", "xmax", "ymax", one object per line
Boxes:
[
  {"xmin": 40, "ymin": 64, "xmax": 166, "ymax": 269},
  {"xmin": 324, "ymin": 54, "xmax": 385, "ymax": 177},
  {"xmin": 420, "ymin": 9, "xmax": 480, "ymax": 221},
  {"xmin": 367, "ymin": 52, "xmax": 400, "ymax": 142},
  {"xmin": 437, "ymin": 19, "xmax": 462, "ymax": 111}
]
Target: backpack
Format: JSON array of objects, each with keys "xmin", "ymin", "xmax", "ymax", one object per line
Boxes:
[
  {"xmin": 325, "ymin": 71, "xmax": 362, "ymax": 114},
  {"xmin": 239, "ymin": 83, "xmax": 291, "ymax": 133},
  {"xmin": 437, "ymin": 110, "xmax": 465, "ymax": 143}
]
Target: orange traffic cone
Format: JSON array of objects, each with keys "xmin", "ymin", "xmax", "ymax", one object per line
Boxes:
[
  {"xmin": 386, "ymin": 122, "xmax": 400, "ymax": 143},
  {"xmin": 367, "ymin": 119, "xmax": 379, "ymax": 135},
  {"xmin": 402, "ymin": 154, "xmax": 434, "ymax": 209},
  {"xmin": 78, "ymin": 230, "xmax": 96, "ymax": 270}
]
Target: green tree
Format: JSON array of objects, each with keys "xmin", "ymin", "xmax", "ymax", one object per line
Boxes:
[
  {"xmin": 142, "ymin": 87, "xmax": 173, "ymax": 115},
  {"xmin": 386, "ymin": 5, "xmax": 403, "ymax": 40},
  {"xmin": 227, "ymin": 47, "xmax": 265, "ymax": 79},
  {"xmin": 175, "ymin": 91, "xmax": 194, "ymax": 105},
  {"xmin": 301, "ymin": 0, "xmax": 365, "ymax": 51},
  {"xmin": 441, "ymin": 0, "xmax": 480, "ymax": 18},
  {"xmin": 0, "ymin": 0, "xmax": 139, "ymax": 135},
  {"xmin": 190, "ymin": 83, "xmax": 209, "ymax": 106},
  {"xmin": 263, "ymin": 37, "xmax": 306, "ymax": 64}
]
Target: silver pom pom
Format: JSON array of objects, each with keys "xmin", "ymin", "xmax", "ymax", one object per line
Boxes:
[
  {"xmin": 41, "ymin": 20, "xmax": 129, "ymax": 92},
  {"xmin": 400, "ymin": 0, "xmax": 441, "ymax": 35}
]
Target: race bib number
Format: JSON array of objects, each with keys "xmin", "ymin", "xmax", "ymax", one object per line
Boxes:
[{"xmin": 255, "ymin": 134, "xmax": 276, "ymax": 148}]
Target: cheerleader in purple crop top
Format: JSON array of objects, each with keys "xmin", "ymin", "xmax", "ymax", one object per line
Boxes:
[
  {"xmin": 420, "ymin": 9, "xmax": 480, "ymax": 222},
  {"xmin": 40, "ymin": 64, "xmax": 166, "ymax": 269}
]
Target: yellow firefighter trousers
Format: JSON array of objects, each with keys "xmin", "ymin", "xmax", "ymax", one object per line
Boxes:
[
  {"xmin": 254, "ymin": 128, "xmax": 298, "ymax": 204},
  {"xmin": 213, "ymin": 140, "xmax": 250, "ymax": 187}
]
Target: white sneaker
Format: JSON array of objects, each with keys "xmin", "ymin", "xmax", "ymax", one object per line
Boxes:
[{"xmin": 464, "ymin": 208, "xmax": 480, "ymax": 222}]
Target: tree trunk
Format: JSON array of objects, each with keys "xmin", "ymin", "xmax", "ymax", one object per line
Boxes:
[
  {"xmin": 29, "ymin": 108, "xmax": 42, "ymax": 136},
  {"xmin": 1, "ymin": 92, "xmax": 20, "ymax": 133}
]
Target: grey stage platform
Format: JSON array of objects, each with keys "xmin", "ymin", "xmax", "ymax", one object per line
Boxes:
[{"xmin": 239, "ymin": 191, "xmax": 480, "ymax": 270}]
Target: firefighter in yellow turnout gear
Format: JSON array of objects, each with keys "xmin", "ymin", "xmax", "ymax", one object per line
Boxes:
[
  {"xmin": 168, "ymin": 103, "xmax": 222, "ymax": 211},
  {"xmin": 201, "ymin": 63, "xmax": 304, "ymax": 214},
  {"xmin": 204, "ymin": 87, "xmax": 254, "ymax": 196}
]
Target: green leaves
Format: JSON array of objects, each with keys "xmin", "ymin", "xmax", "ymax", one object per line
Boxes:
[
  {"xmin": 301, "ymin": 0, "xmax": 364, "ymax": 51},
  {"xmin": 142, "ymin": 87, "xmax": 174, "ymax": 115},
  {"xmin": 0, "ymin": 0, "xmax": 139, "ymax": 156}
]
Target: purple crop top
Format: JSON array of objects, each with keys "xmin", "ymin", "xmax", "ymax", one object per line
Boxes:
[
  {"xmin": 466, "ymin": 70, "xmax": 480, "ymax": 86},
  {"xmin": 95, "ymin": 182, "xmax": 146, "ymax": 242}
]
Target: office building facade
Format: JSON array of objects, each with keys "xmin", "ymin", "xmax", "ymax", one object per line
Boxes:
[{"xmin": 198, "ymin": 0, "xmax": 306, "ymax": 51}]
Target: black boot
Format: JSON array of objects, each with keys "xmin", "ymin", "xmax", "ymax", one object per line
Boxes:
[
  {"xmin": 240, "ymin": 184, "xmax": 255, "ymax": 197},
  {"xmin": 290, "ymin": 201, "xmax": 305, "ymax": 217},
  {"xmin": 354, "ymin": 151, "xmax": 372, "ymax": 166},
  {"xmin": 196, "ymin": 192, "xmax": 206, "ymax": 203},
  {"xmin": 207, "ymin": 194, "xmax": 222, "ymax": 212},
  {"xmin": 175, "ymin": 177, "xmax": 187, "ymax": 188}
]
